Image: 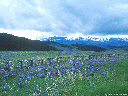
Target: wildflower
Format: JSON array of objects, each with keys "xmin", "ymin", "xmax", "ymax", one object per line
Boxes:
[
  {"xmin": 52, "ymin": 71, "xmax": 56, "ymax": 75},
  {"xmin": 31, "ymin": 85, "xmax": 33, "ymax": 89},
  {"xmin": 90, "ymin": 68, "xmax": 94, "ymax": 72},
  {"xmin": 1, "ymin": 85, "xmax": 11, "ymax": 90},
  {"xmin": 72, "ymin": 67, "xmax": 75, "ymax": 72},
  {"xmin": 47, "ymin": 72, "xmax": 51, "ymax": 76},
  {"xmin": 35, "ymin": 85, "xmax": 38, "ymax": 88},
  {"xmin": 101, "ymin": 72, "xmax": 107, "ymax": 75}
]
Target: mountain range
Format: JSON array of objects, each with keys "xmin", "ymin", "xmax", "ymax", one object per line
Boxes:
[{"xmin": 0, "ymin": 33, "xmax": 128, "ymax": 52}]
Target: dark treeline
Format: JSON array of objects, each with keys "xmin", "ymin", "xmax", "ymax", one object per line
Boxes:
[
  {"xmin": 71, "ymin": 44, "xmax": 106, "ymax": 52},
  {"xmin": 0, "ymin": 33, "xmax": 59, "ymax": 51}
]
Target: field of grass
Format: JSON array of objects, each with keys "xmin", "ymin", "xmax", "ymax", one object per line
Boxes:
[{"xmin": 0, "ymin": 51, "xmax": 128, "ymax": 96}]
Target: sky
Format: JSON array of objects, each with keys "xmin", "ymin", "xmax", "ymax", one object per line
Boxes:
[{"xmin": 0, "ymin": 0, "xmax": 128, "ymax": 40}]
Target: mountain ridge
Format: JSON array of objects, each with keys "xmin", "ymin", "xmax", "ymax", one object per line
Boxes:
[{"xmin": 0, "ymin": 33, "xmax": 109, "ymax": 52}]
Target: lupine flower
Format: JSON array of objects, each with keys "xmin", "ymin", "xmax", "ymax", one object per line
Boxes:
[
  {"xmin": 40, "ymin": 73, "xmax": 45, "ymax": 77},
  {"xmin": 1, "ymin": 85, "xmax": 11, "ymax": 90},
  {"xmin": 47, "ymin": 72, "xmax": 51, "ymax": 75},
  {"xmin": 39, "ymin": 68, "xmax": 44, "ymax": 71},
  {"xmin": 31, "ymin": 85, "xmax": 33, "ymax": 89},
  {"xmin": 90, "ymin": 68, "xmax": 94, "ymax": 72},
  {"xmin": 35, "ymin": 85, "xmax": 38, "ymax": 88},
  {"xmin": 23, "ymin": 81, "xmax": 27, "ymax": 84},
  {"xmin": 52, "ymin": 71, "xmax": 56, "ymax": 75},
  {"xmin": 101, "ymin": 72, "xmax": 107, "ymax": 75},
  {"xmin": 72, "ymin": 67, "xmax": 75, "ymax": 71},
  {"xmin": 35, "ymin": 93, "xmax": 40, "ymax": 96}
]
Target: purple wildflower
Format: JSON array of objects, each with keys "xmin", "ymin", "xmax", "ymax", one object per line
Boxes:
[
  {"xmin": 101, "ymin": 72, "xmax": 107, "ymax": 75},
  {"xmin": 35, "ymin": 85, "xmax": 38, "ymax": 88},
  {"xmin": 31, "ymin": 85, "xmax": 33, "ymax": 89},
  {"xmin": 47, "ymin": 72, "xmax": 51, "ymax": 75}
]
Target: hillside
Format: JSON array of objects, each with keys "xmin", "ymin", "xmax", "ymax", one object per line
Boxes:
[
  {"xmin": 0, "ymin": 33, "xmax": 58, "ymax": 51},
  {"xmin": 71, "ymin": 44, "xmax": 106, "ymax": 52}
]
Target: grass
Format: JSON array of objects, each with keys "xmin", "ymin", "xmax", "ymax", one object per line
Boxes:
[{"xmin": 0, "ymin": 51, "xmax": 128, "ymax": 96}]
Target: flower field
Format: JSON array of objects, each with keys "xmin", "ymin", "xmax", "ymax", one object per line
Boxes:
[{"xmin": 0, "ymin": 51, "xmax": 128, "ymax": 96}]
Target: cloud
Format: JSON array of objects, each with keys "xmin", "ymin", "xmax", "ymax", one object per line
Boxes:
[
  {"xmin": 0, "ymin": 28, "xmax": 54, "ymax": 40},
  {"xmin": 0, "ymin": 0, "xmax": 128, "ymax": 39},
  {"xmin": 90, "ymin": 2, "xmax": 128, "ymax": 35}
]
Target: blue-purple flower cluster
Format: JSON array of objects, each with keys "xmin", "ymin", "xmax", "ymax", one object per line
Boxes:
[{"xmin": 0, "ymin": 51, "xmax": 124, "ymax": 95}]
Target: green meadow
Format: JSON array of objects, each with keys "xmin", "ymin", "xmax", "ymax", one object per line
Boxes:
[{"xmin": 0, "ymin": 51, "xmax": 128, "ymax": 96}]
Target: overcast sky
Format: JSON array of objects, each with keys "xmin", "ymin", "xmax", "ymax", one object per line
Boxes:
[{"xmin": 0, "ymin": 0, "xmax": 128, "ymax": 40}]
